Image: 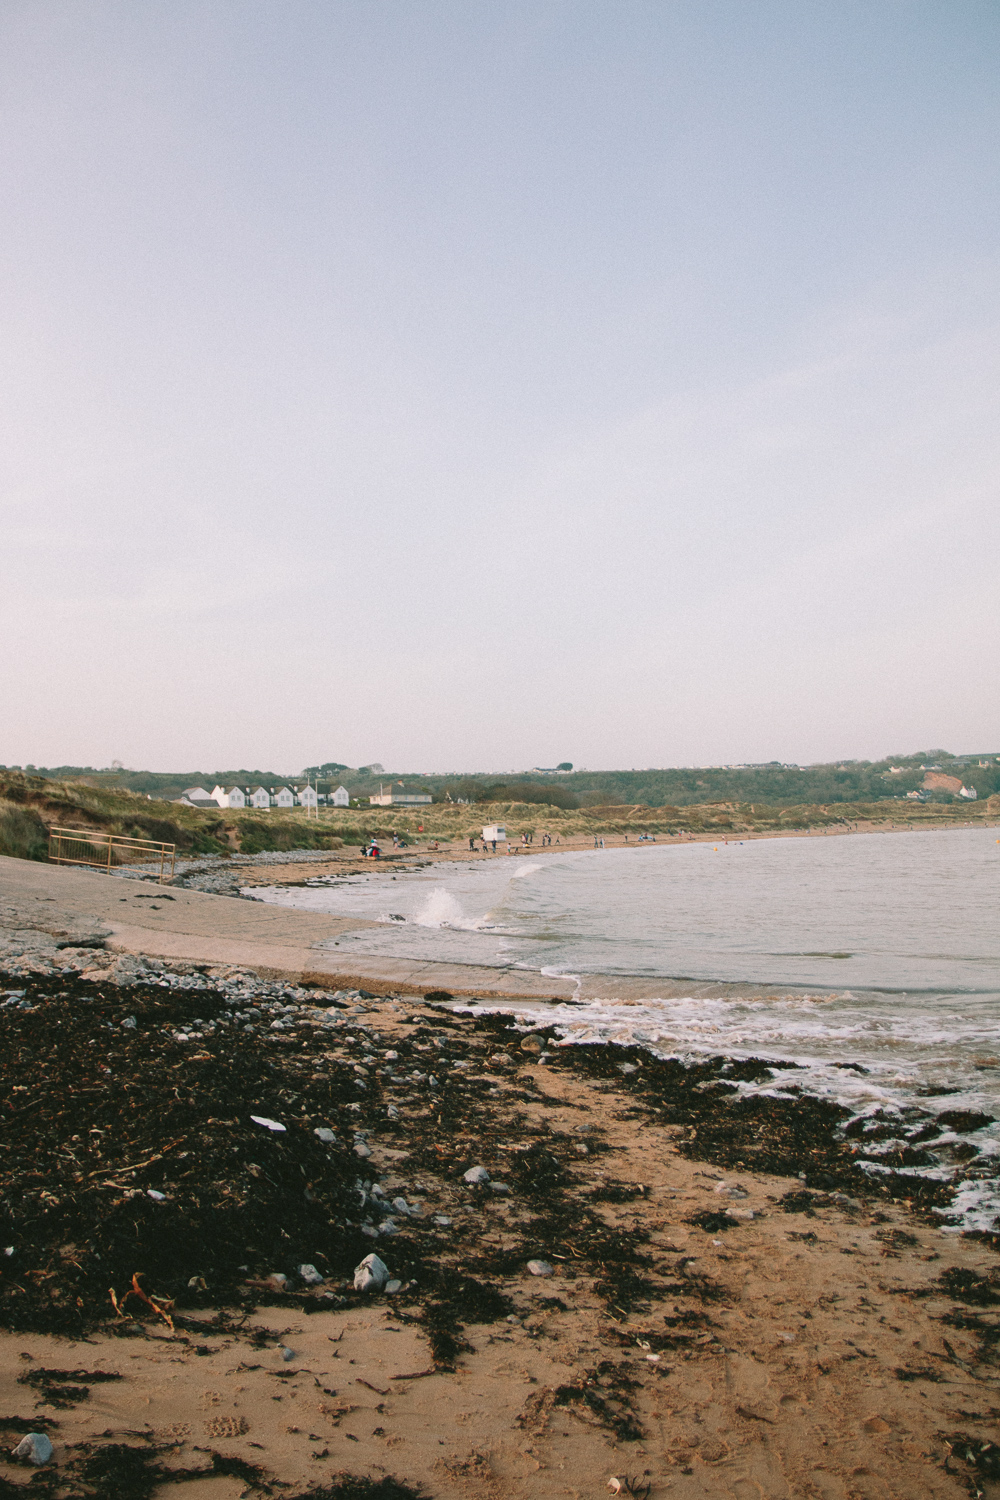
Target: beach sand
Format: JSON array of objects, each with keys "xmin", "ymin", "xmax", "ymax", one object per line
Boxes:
[{"xmin": 1, "ymin": 854, "xmax": 999, "ymax": 1498}]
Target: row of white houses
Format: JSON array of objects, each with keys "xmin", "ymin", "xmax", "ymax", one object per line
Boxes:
[{"xmin": 175, "ymin": 784, "xmax": 351, "ymax": 811}]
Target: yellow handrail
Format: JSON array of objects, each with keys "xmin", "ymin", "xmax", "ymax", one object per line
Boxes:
[{"xmin": 47, "ymin": 827, "xmax": 176, "ymax": 884}]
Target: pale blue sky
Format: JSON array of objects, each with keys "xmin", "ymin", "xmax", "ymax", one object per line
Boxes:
[{"xmin": 2, "ymin": 2, "xmax": 998, "ymax": 773}]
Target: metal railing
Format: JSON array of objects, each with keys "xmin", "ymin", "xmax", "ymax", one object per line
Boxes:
[{"xmin": 48, "ymin": 827, "xmax": 176, "ymax": 884}]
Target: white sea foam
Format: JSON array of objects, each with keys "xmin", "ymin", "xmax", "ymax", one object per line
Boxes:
[{"xmin": 411, "ymin": 887, "xmax": 481, "ymax": 929}]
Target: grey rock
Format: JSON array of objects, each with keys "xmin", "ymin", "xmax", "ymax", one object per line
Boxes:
[
  {"xmin": 313, "ymin": 1128, "xmax": 337, "ymax": 1143},
  {"xmin": 526, "ymin": 1259, "xmax": 554, "ymax": 1277},
  {"xmin": 353, "ymin": 1141, "xmax": 373, "ymax": 1159},
  {"xmin": 354, "ymin": 1252, "xmax": 390, "ymax": 1292},
  {"xmin": 12, "ymin": 1433, "xmax": 53, "ymax": 1465},
  {"xmin": 463, "ymin": 1166, "xmax": 490, "ymax": 1185},
  {"xmin": 298, "ymin": 1263, "xmax": 324, "ymax": 1284},
  {"xmin": 490, "ymin": 1182, "xmax": 511, "ymax": 1195},
  {"xmin": 279, "ymin": 1345, "xmax": 295, "ymax": 1361}
]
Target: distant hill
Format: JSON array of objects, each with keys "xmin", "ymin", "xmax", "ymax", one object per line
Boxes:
[{"xmin": 5, "ymin": 749, "xmax": 998, "ymax": 810}]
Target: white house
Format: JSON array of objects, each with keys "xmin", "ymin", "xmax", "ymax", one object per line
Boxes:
[
  {"xmin": 296, "ymin": 785, "xmax": 319, "ymax": 808},
  {"xmin": 331, "ymin": 785, "xmax": 350, "ymax": 807},
  {"xmin": 250, "ymin": 786, "xmax": 271, "ymax": 811},
  {"xmin": 272, "ymin": 786, "xmax": 295, "ymax": 809},
  {"xmin": 482, "ymin": 823, "xmax": 507, "ymax": 843},
  {"xmin": 369, "ymin": 791, "xmax": 433, "ymax": 806},
  {"xmin": 174, "ymin": 786, "xmax": 217, "ymax": 807},
  {"xmin": 959, "ymin": 785, "xmax": 978, "ymax": 800},
  {"xmin": 211, "ymin": 785, "xmax": 246, "ymax": 809}
]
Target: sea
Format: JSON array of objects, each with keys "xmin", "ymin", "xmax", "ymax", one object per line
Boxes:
[{"xmin": 247, "ymin": 827, "xmax": 1000, "ymax": 1227}]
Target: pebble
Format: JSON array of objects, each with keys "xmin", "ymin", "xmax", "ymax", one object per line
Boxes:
[
  {"xmin": 313, "ymin": 1128, "xmax": 337, "ymax": 1144},
  {"xmin": 12, "ymin": 1433, "xmax": 53, "ymax": 1466},
  {"xmin": 266, "ymin": 1272, "xmax": 289, "ymax": 1291},
  {"xmin": 391, "ymin": 1196, "xmax": 413, "ymax": 1216},
  {"xmin": 386, "ymin": 1105, "xmax": 400, "ymax": 1119},
  {"xmin": 385, "ymin": 1279, "xmax": 402, "ymax": 1294},
  {"xmin": 377, "ymin": 1218, "xmax": 399, "ymax": 1236},
  {"xmin": 715, "ymin": 1181, "xmax": 749, "ymax": 1199},
  {"xmin": 354, "ymin": 1252, "xmax": 391, "ymax": 1292},
  {"xmin": 250, "ymin": 1115, "xmax": 286, "ymax": 1132},
  {"xmin": 353, "ymin": 1142, "xmax": 373, "ymax": 1159},
  {"xmin": 433, "ymin": 1215, "xmax": 452, "ymax": 1227},
  {"xmin": 146, "ymin": 1189, "xmax": 166, "ymax": 1201},
  {"xmin": 279, "ymin": 1345, "xmax": 295, "ymax": 1361},
  {"xmin": 298, "ymin": 1263, "xmax": 324, "ymax": 1284},
  {"xmin": 519, "ymin": 1034, "xmax": 543, "ymax": 1054},
  {"xmin": 490, "ymin": 1182, "xmax": 511, "ymax": 1194},
  {"xmin": 463, "ymin": 1166, "xmax": 490, "ymax": 1185},
  {"xmin": 527, "ymin": 1259, "xmax": 554, "ymax": 1277}
]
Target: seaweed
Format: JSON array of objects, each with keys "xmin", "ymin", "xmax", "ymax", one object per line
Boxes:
[
  {"xmin": 942, "ymin": 1432, "xmax": 1000, "ymax": 1497},
  {"xmin": 18, "ymin": 1368, "xmax": 123, "ymax": 1408},
  {"xmin": 936, "ymin": 1268, "xmax": 1000, "ymax": 1307},
  {"xmin": 0, "ymin": 973, "xmax": 374, "ymax": 1335}
]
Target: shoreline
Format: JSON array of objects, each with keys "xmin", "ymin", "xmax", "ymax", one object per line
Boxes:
[
  {"xmin": 0, "ymin": 853, "xmax": 922, "ymax": 1006},
  {"xmin": 234, "ymin": 811, "xmax": 1000, "ymax": 878}
]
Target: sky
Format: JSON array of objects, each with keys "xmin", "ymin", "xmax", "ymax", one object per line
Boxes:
[{"xmin": 2, "ymin": 1, "xmax": 999, "ymax": 775}]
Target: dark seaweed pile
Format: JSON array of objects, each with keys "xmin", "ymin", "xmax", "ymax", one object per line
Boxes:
[
  {"xmin": 515, "ymin": 1022, "xmax": 988, "ymax": 1212},
  {"xmin": 0, "ymin": 1423, "xmax": 425, "ymax": 1500},
  {"xmin": 0, "ymin": 974, "xmax": 374, "ymax": 1334},
  {"xmin": 2, "ymin": 969, "xmax": 992, "ymax": 1349}
]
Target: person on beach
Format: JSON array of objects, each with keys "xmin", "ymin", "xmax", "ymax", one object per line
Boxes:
[{"xmin": 491, "ymin": 839, "xmax": 496, "ymax": 852}]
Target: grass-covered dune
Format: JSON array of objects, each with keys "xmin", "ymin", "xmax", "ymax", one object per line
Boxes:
[{"xmin": 0, "ymin": 772, "xmax": 345, "ymax": 863}]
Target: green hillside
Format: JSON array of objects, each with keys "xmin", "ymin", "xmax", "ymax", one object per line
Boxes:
[{"xmin": 3, "ymin": 748, "xmax": 998, "ymax": 826}]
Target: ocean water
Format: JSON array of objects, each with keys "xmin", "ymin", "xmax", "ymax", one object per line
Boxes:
[{"xmin": 248, "ymin": 828, "xmax": 1000, "ymax": 1223}]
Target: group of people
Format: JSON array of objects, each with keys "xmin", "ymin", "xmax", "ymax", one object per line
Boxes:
[{"xmin": 464, "ymin": 832, "xmax": 563, "ymax": 854}]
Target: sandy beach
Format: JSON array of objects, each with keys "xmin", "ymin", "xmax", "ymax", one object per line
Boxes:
[{"xmin": 2, "ymin": 852, "xmax": 1000, "ymax": 1499}]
